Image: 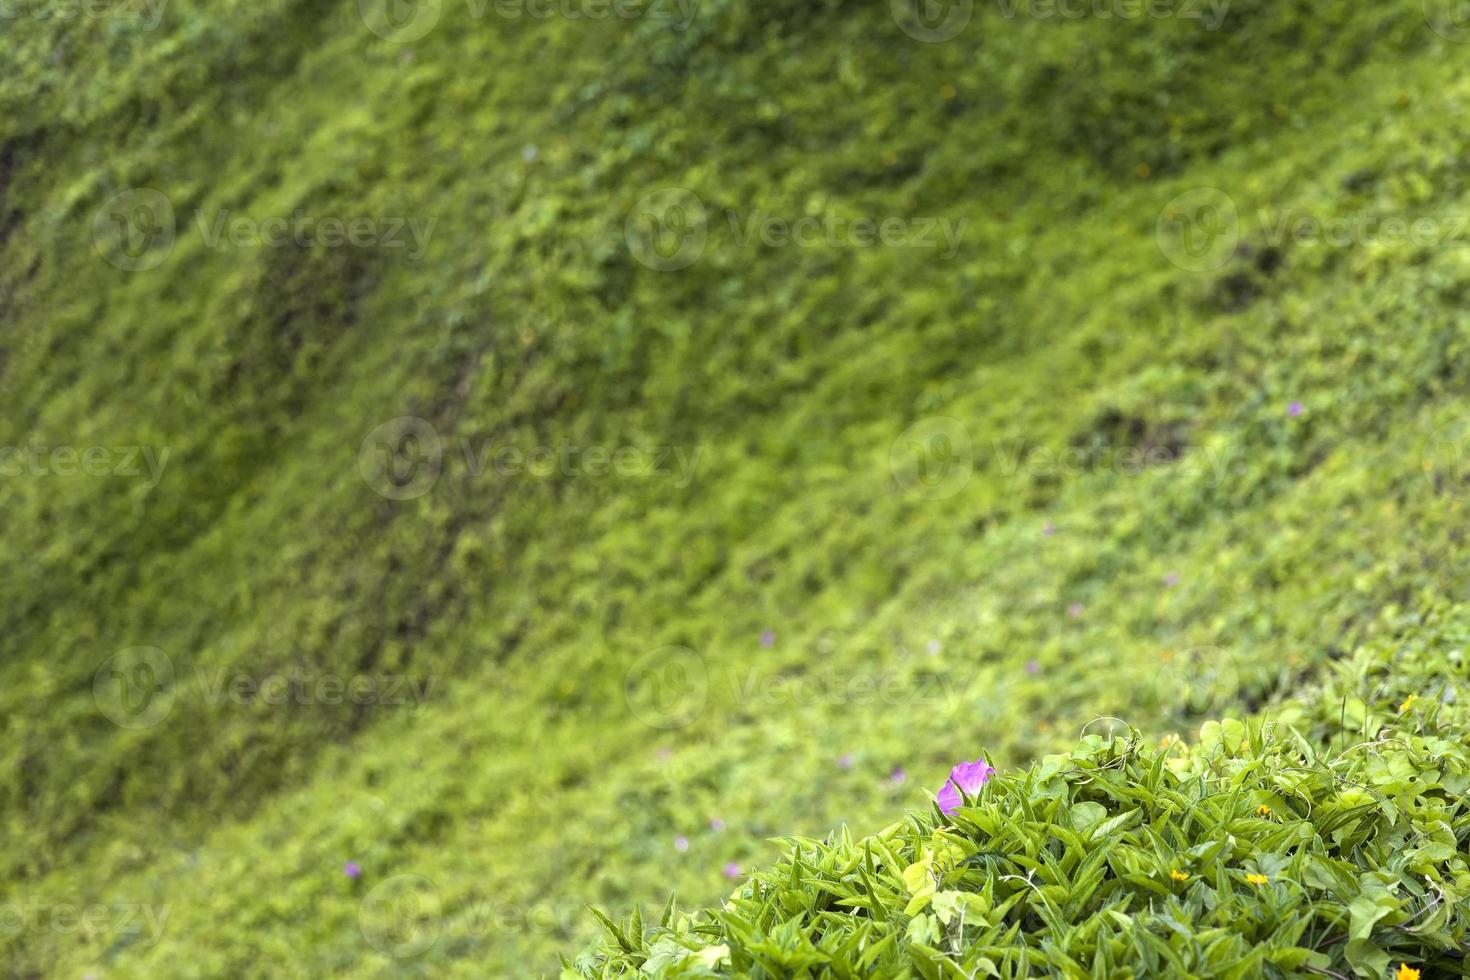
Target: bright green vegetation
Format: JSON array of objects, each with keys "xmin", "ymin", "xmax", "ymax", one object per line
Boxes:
[
  {"xmin": 577, "ymin": 606, "xmax": 1470, "ymax": 977},
  {"xmin": 3, "ymin": 0, "xmax": 1470, "ymax": 976}
]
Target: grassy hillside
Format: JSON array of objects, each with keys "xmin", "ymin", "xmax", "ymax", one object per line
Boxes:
[{"xmin": 3, "ymin": 0, "xmax": 1470, "ymax": 976}]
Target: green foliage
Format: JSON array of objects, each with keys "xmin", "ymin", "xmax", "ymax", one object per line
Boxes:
[
  {"xmin": 575, "ymin": 606, "xmax": 1470, "ymax": 977},
  {"xmin": 3, "ymin": 0, "xmax": 1470, "ymax": 976}
]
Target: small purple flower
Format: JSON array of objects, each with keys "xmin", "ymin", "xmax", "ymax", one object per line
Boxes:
[
  {"xmin": 1287, "ymin": 401, "xmax": 1303, "ymax": 417},
  {"xmin": 936, "ymin": 759, "xmax": 995, "ymax": 816},
  {"xmin": 709, "ymin": 818, "xmax": 725, "ymax": 832},
  {"xmin": 1163, "ymin": 572, "xmax": 1180, "ymax": 587},
  {"xmin": 723, "ymin": 862, "xmax": 742, "ymax": 879},
  {"xmin": 759, "ymin": 629, "xmax": 775, "ymax": 648},
  {"xmin": 890, "ymin": 766, "xmax": 907, "ymax": 785},
  {"xmin": 343, "ymin": 861, "xmax": 362, "ymax": 880},
  {"xmin": 674, "ymin": 835, "xmax": 690, "ymax": 852},
  {"xmin": 1042, "ymin": 522, "xmax": 1056, "ymax": 537},
  {"xmin": 1067, "ymin": 603, "xmax": 1084, "ymax": 619},
  {"xmin": 1025, "ymin": 659, "xmax": 1041, "ymax": 675},
  {"xmin": 837, "ymin": 753, "xmax": 854, "ymax": 770}
]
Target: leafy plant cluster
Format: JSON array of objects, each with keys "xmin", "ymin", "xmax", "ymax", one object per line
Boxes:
[{"xmin": 575, "ymin": 605, "xmax": 1470, "ymax": 977}]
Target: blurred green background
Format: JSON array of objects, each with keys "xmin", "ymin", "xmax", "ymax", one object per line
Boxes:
[{"xmin": 4, "ymin": 0, "xmax": 1470, "ymax": 975}]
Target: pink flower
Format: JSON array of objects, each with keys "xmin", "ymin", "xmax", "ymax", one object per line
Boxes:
[
  {"xmin": 759, "ymin": 629, "xmax": 775, "ymax": 648},
  {"xmin": 1042, "ymin": 522, "xmax": 1056, "ymax": 537},
  {"xmin": 935, "ymin": 758, "xmax": 994, "ymax": 815},
  {"xmin": 1163, "ymin": 572, "xmax": 1180, "ymax": 587},
  {"xmin": 837, "ymin": 753, "xmax": 854, "ymax": 770},
  {"xmin": 1287, "ymin": 401, "xmax": 1303, "ymax": 417},
  {"xmin": 343, "ymin": 861, "xmax": 362, "ymax": 880},
  {"xmin": 723, "ymin": 862, "xmax": 742, "ymax": 879},
  {"xmin": 674, "ymin": 835, "xmax": 690, "ymax": 852},
  {"xmin": 1025, "ymin": 659, "xmax": 1041, "ymax": 675},
  {"xmin": 890, "ymin": 766, "xmax": 907, "ymax": 785},
  {"xmin": 1067, "ymin": 603, "xmax": 1084, "ymax": 618},
  {"xmin": 709, "ymin": 818, "xmax": 725, "ymax": 832}
]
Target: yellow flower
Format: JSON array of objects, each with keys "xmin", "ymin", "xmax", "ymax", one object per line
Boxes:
[
  {"xmin": 1170, "ymin": 869, "xmax": 1190, "ymax": 882},
  {"xmin": 1399, "ymin": 694, "xmax": 1419, "ymax": 713},
  {"xmin": 1395, "ymin": 964, "xmax": 1421, "ymax": 980},
  {"xmin": 1256, "ymin": 805, "xmax": 1272, "ymax": 817},
  {"xmin": 1245, "ymin": 873, "xmax": 1269, "ymax": 886}
]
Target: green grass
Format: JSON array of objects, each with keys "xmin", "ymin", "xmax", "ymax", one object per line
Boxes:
[{"xmin": 3, "ymin": 0, "xmax": 1470, "ymax": 976}]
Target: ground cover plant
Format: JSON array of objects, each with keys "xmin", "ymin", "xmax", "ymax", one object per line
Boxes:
[
  {"xmin": 575, "ymin": 604, "xmax": 1470, "ymax": 977},
  {"xmin": 3, "ymin": 0, "xmax": 1470, "ymax": 976}
]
